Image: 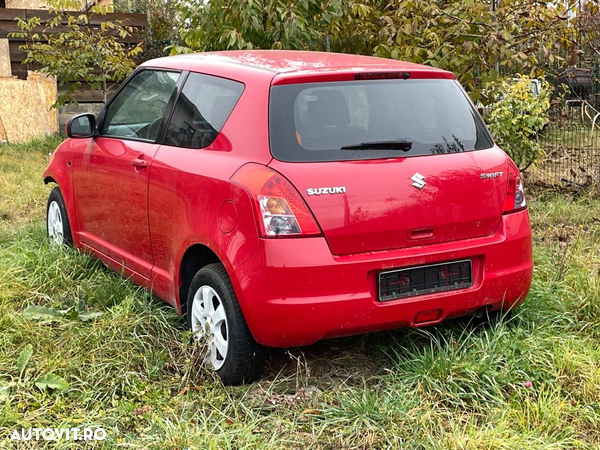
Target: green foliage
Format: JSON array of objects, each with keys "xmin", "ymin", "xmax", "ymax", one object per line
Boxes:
[
  {"xmin": 485, "ymin": 75, "xmax": 553, "ymax": 170},
  {"xmin": 33, "ymin": 372, "xmax": 70, "ymax": 391},
  {"xmin": 172, "ymin": 0, "xmax": 580, "ymax": 99},
  {"xmin": 371, "ymin": 0, "xmax": 575, "ymax": 99},
  {"xmin": 114, "ymin": 0, "xmax": 181, "ymax": 59},
  {"xmin": 172, "ymin": 0, "xmax": 346, "ymax": 53},
  {"xmin": 16, "ymin": 345, "xmax": 32, "ymax": 381},
  {"xmin": 1, "ymin": 344, "xmax": 69, "ymax": 402},
  {"xmin": 12, "ymin": 0, "xmax": 143, "ymax": 106}
]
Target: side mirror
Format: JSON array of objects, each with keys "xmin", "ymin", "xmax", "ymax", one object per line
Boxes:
[{"xmin": 66, "ymin": 113, "xmax": 96, "ymax": 138}]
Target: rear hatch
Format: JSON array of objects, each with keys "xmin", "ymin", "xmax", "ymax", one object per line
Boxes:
[
  {"xmin": 270, "ymin": 150, "xmax": 507, "ymax": 255},
  {"xmin": 268, "ymin": 75, "xmax": 508, "ymax": 256}
]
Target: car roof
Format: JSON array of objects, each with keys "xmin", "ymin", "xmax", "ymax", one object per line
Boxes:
[{"xmin": 143, "ymin": 50, "xmax": 454, "ymax": 84}]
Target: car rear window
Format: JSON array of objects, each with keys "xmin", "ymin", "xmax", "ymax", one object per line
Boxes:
[{"xmin": 269, "ymin": 79, "xmax": 493, "ymax": 162}]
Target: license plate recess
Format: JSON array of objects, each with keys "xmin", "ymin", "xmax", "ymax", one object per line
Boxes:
[{"xmin": 378, "ymin": 260, "xmax": 473, "ymax": 301}]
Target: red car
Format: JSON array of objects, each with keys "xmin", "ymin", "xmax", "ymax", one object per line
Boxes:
[{"xmin": 44, "ymin": 51, "xmax": 533, "ymax": 385}]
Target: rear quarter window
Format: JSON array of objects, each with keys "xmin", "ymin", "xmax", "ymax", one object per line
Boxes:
[
  {"xmin": 269, "ymin": 79, "xmax": 493, "ymax": 162},
  {"xmin": 164, "ymin": 72, "xmax": 244, "ymax": 149}
]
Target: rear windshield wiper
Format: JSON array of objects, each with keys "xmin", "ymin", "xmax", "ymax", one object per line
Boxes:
[{"xmin": 340, "ymin": 139, "xmax": 413, "ymax": 151}]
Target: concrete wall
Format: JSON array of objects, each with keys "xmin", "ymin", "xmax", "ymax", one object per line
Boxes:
[{"xmin": 0, "ymin": 72, "xmax": 57, "ymax": 143}]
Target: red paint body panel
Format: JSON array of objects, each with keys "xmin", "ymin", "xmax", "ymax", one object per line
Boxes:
[
  {"xmin": 235, "ymin": 210, "xmax": 532, "ymax": 347},
  {"xmin": 269, "ymin": 147, "xmax": 508, "ymax": 255},
  {"xmin": 43, "ymin": 140, "xmax": 83, "ymax": 247},
  {"xmin": 73, "ymin": 137, "xmax": 157, "ymax": 278},
  {"xmin": 147, "ymin": 151, "xmax": 262, "ymax": 307},
  {"xmin": 144, "ymin": 50, "xmax": 452, "ymax": 75},
  {"xmin": 44, "ymin": 51, "xmax": 533, "ymax": 350}
]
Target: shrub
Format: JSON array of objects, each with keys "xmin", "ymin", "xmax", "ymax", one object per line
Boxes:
[{"xmin": 484, "ymin": 75, "xmax": 552, "ymax": 171}]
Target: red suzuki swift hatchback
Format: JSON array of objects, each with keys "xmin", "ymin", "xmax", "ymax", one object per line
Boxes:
[{"xmin": 44, "ymin": 51, "xmax": 533, "ymax": 385}]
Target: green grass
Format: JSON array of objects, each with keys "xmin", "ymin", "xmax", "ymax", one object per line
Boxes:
[{"xmin": 1, "ymin": 136, "xmax": 600, "ymax": 449}]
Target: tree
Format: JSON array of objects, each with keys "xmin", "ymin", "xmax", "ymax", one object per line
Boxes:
[
  {"xmin": 14, "ymin": 0, "xmax": 144, "ymax": 105},
  {"xmin": 172, "ymin": 0, "xmax": 582, "ymax": 100},
  {"xmin": 171, "ymin": 0, "xmax": 345, "ymax": 53},
  {"xmin": 369, "ymin": 0, "xmax": 576, "ymax": 100},
  {"xmin": 114, "ymin": 0, "xmax": 181, "ymax": 60}
]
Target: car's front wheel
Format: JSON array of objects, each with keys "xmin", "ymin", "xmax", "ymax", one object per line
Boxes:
[
  {"xmin": 46, "ymin": 187, "xmax": 73, "ymax": 246},
  {"xmin": 187, "ymin": 263, "xmax": 262, "ymax": 385}
]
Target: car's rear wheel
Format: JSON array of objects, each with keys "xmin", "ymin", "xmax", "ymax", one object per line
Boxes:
[
  {"xmin": 187, "ymin": 263, "xmax": 262, "ymax": 385},
  {"xmin": 46, "ymin": 187, "xmax": 72, "ymax": 246}
]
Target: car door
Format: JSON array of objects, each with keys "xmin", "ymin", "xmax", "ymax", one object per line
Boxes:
[{"xmin": 73, "ymin": 69, "xmax": 180, "ymax": 279}]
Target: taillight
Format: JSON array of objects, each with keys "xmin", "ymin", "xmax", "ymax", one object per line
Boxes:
[
  {"xmin": 231, "ymin": 163, "xmax": 322, "ymax": 237},
  {"xmin": 503, "ymin": 163, "xmax": 526, "ymax": 213}
]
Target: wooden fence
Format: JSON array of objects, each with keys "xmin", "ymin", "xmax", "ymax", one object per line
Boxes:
[{"xmin": 0, "ymin": 8, "xmax": 146, "ymax": 102}]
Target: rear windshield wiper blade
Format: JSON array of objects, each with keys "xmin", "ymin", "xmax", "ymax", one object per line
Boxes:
[{"xmin": 340, "ymin": 139, "xmax": 413, "ymax": 151}]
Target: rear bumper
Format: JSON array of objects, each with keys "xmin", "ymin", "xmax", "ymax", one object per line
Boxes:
[{"xmin": 234, "ymin": 210, "xmax": 533, "ymax": 347}]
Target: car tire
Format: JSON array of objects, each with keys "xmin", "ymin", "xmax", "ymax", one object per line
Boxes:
[
  {"xmin": 187, "ymin": 263, "xmax": 263, "ymax": 385},
  {"xmin": 46, "ymin": 187, "xmax": 73, "ymax": 246}
]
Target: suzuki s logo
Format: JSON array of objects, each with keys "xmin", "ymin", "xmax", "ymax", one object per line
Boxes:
[
  {"xmin": 410, "ymin": 173, "xmax": 426, "ymax": 190},
  {"xmin": 306, "ymin": 186, "xmax": 346, "ymax": 196}
]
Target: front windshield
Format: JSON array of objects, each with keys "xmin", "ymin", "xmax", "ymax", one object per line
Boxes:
[{"xmin": 269, "ymin": 79, "xmax": 493, "ymax": 162}]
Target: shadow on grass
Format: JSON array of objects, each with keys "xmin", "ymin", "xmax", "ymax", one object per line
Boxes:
[{"xmin": 258, "ymin": 308, "xmax": 523, "ymax": 391}]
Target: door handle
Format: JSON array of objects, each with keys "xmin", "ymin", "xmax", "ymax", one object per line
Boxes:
[{"xmin": 131, "ymin": 158, "xmax": 149, "ymax": 168}]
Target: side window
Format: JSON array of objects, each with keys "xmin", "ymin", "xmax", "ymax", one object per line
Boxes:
[
  {"xmin": 101, "ymin": 70, "xmax": 179, "ymax": 141},
  {"xmin": 164, "ymin": 72, "xmax": 244, "ymax": 149}
]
